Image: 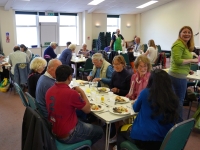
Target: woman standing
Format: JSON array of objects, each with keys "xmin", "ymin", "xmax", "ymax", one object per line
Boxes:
[
  {"xmin": 110, "ymin": 55, "xmax": 132, "ymax": 96},
  {"xmin": 126, "ymin": 55, "xmax": 151, "ymax": 100},
  {"xmin": 168, "ymin": 26, "xmax": 198, "ymax": 120},
  {"xmin": 20, "ymin": 44, "xmax": 32, "ymax": 62},
  {"xmin": 144, "ymin": 39, "xmax": 158, "ymax": 64}
]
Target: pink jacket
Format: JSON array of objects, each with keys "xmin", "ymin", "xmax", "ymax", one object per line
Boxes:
[{"xmin": 126, "ymin": 72, "xmax": 151, "ymax": 100}]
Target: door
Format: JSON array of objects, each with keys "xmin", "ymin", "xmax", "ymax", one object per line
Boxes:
[{"xmin": 39, "ymin": 23, "xmax": 58, "ymax": 56}]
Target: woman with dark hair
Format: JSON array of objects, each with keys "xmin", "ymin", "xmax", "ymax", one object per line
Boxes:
[
  {"xmin": 20, "ymin": 44, "xmax": 32, "ymax": 62},
  {"xmin": 114, "ymin": 69, "xmax": 179, "ymax": 150}
]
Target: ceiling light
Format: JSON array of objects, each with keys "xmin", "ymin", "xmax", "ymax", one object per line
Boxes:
[
  {"xmin": 136, "ymin": 1, "xmax": 158, "ymax": 8},
  {"xmin": 88, "ymin": 0, "xmax": 105, "ymax": 5}
]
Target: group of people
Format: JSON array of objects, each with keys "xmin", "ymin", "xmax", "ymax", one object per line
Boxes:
[{"xmin": 0, "ymin": 25, "xmax": 198, "ymax": 150}]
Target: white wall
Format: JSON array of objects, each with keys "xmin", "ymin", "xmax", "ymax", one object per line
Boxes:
[
  {"xmin": 0, "ymin": 7, "xmax": 16, "ymax": 56},
  {"xmin": 92, "ymin": 13, "xmax": 107, "ymax": 40},
  {"xmin": 140, "ymin": 0, "xmax": 200, "ymax": 50},
  {"xmin": 120, "ymin": 14, "xmax": 136, "ymax": 42}
]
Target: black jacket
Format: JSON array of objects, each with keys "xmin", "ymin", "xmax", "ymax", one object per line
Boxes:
[{"xmin": 22, "ymin": 107, "xmax": 57, "ymax": 150}]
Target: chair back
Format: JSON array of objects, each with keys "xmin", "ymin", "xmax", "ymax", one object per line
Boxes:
[
  {"xmin": 143, "ymin": 44, "xmax": 148, "ymax": 53},
  {"xmin": 25, "ymin": 92, "xmax": 44, "ymax": 117},
  {"xmin": 14, "ymin": 82, "xmax": 29, "ymax": 107},
  {"xmin": 190, "ymin": 64, "xmax": 198, "ymax": 71},
  {"xmin": 84, "ymin": 58, "xmax": 93, "ymax": 71},
  {"xmin": 120, "ymin": 53, "xmax": 130, "ymax": 66},
  {"xmin": 156, "ymin": 45, "xmax": 162, "ymax": 53},
  {"xmin": 160, "ymin": 118, "xmax": 195, "ymax": 150}
]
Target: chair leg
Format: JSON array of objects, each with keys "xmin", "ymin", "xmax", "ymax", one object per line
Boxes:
[{"xmin": 187, "ymin": 101, "xmax": 193, "ymax": 119}]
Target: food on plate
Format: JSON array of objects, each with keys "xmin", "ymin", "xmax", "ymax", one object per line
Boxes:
[
  {"xmin": 79, "ymin": 81, "xmax": 88, "ymax": 86},
  {"xmin": 79, "ymin": 82, "xmax": 85, "ymax": 86},
  {"xmin": 115, "ymin": 96, "xmax": 126, "ymax": 102},
  {"xmin": 90, "ymin": 103, "xmax": 101, "ymax": 110},
  {"xmin": 98, "ymin": 87, "xmax": 107, "ymax": 92},
  {"xmin": 113, "ymin": 106, "xmax": 128, "ymax": 113}
]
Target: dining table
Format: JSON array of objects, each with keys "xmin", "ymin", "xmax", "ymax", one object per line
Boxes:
[
  {"xmin": 73, "ymin": 80, "xmax": 136, "ymax": 150},
  {"xmin": 71, "ymin": 57, "xmax": 87, "ymax": 78}
]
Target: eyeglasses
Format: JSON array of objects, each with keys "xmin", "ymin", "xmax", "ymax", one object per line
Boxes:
[
  {"xmin": 113, "ymin": 63, "xmax": 122, "ymax": 66},
  {"xmin": 138, "ymin": 65, "xmax": 147, "ymax": 68}
]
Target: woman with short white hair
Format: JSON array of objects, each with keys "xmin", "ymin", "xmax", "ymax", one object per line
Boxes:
[
  {"xmin": 59, "ymin": 44, "xmax": 76, "ymax": 66},
  {"xmin": 78, "ymin": 43, "xmax": 90, "ymax": 58},
  {"xmin": 28, "ymin": 57, "xmax": 47, "ymax": 98}
]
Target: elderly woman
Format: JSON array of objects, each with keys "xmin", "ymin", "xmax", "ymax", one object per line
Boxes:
[
  {"xmin": 59, "ymin": 44, "xmax": 76, "ymax": 66},
  {"xmin": 110, "ymin": 55, "xmax": 132, "ymax": 96},
  {"xmin": 78, "ymin": 43, "xmax": 90, "ymax": 58},
  {"xmin": 144, "ymin": 39, "xmax": 158, "ymax": 64},
  {"xmin": 169, "ymin": 26, "xmax": 198, "ymax": 120},
  {"xmin": 43, "ymin": 42, "xmax": 57, "ymax": 59},
  {"xmin": 20, "ymin": 44, "xmax": 32, "ymax": 62},
  {"xmin": 27, "ymin": 57, "xmax": 47, "ymax": 98},
  {"xmin": 126, "ymin": 55, "xmax": 151, "ymax": 100}
]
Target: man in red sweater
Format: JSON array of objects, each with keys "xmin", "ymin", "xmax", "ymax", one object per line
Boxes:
[{"xmin": 45, "ymin": 65, "xmax": 103, "ymax": 145}]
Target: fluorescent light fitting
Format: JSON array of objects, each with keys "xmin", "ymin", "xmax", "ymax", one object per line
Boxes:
[
  {"xmin": 88, "ymin": 0, "xmax": 105, "ymax": 5},
  {"xmin": 136, "ymin": 1, "xmax": 158, "ymax": 8}
]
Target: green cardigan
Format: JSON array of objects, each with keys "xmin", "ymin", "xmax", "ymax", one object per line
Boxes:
[{"xmin": 169, "ymin": 39, "xmax": 192, "ymax": 76}]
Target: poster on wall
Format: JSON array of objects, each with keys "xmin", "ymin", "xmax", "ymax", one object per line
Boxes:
[{"xmin": 6, "ymin": 32, "xmax": 10, "ymax": 43}]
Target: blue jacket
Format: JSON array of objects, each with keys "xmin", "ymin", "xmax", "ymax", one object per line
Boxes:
[
  {"xmin": 59, "ymin": 48, "xmax": 72, "ymax": 66},
  {"xmin": 131, "ymin": 88, "xmax": 174, "ymax": 141},
  {"xmin": 43, "ymin": 46, "xmax": 57, "ymax": 59},
  {"xmin": 14, "ymin": 63, "xmax": 30, "ymax": 86}
]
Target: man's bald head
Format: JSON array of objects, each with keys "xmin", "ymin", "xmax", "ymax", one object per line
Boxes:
[{"xmin": 47, "ymin": 59, "xmax": 62, "ymax": 78}]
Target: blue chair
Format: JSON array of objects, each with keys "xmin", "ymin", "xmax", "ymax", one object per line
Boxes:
[
  {"xmin": 14, "ymin": 82, "xmax": 29, "ymax": 107},
  {"xmin": 120, "ymin": 118, "xmax": 195, "ymax": 150},
  {"xmin": 25, "ymin": 92, "xmax": 92, "ymax": 150}
]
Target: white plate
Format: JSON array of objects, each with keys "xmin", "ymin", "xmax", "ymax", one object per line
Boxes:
[
  {"xmin": 79, "ymin": 81, "xmax": 89, "ymax": 86},
  {"xmin": 90, "ymin": 103, "xmax": 104, "ymax": 112},
  {"xmin": 109, "ymin": 106, "xmax": 130, "ymax": 115},
  {"xmin": 97, "ymin": 87, "xmax": 110, "ymax": 93},
  {"xmin": 115, "ymin": 96, "xmax": 129, "ymax": 104}
]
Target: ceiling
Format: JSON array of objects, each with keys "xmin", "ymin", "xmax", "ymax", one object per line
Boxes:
[{"xmin": 0, "ymin": 0, "xmax": 175, "ymax": 14}]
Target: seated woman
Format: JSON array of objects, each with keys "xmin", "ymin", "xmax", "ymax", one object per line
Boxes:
[
  {"xmin": 115, "ymin": 69, "xmax": 179, "ymax": 150},
  {"xmin": 27, "ymin": 57, "xmax": 47, "ymax": 98},
  {"xmin": 126, "ymin": 55, "xmax": 151, "ymax": 100},
  {"xmin": 110, "ymin": 55, "xmax": 132, "ymax": 96},
  {"xmin": 144, "ymin": 39, "xmax": 158, "ymax": 64},
  {"xmin": 78, "ymin": 43, "xmax": 90, "ymax": 58},
  {"xmin": 20, "ymin": 44, "xmax": 32, "ymax": 62}
]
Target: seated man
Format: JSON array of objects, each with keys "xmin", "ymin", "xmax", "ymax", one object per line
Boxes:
[
  {"xmin": 43, "ymin": 42, "xmax": 57, "ymax": 59},
  {"xmin": 36, "ymin": 59, "xmax": 62, "ymax": 118},
  {"xmin": 45, "ymin": 65, "xmax": 103, "ymax": 145},
  {"xmin": 87, "ymin": 53, "xmax": 113, "ymax": 87},
  {"xmin": 8, "ymin": 46, "xmax": 28, "ymax": 76}
]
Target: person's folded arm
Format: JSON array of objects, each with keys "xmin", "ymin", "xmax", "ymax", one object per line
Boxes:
[{"xmin": 133, "ymin": 89, "xmax": 147, "ymax": 112}]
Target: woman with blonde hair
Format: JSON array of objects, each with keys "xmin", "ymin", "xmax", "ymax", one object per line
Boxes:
[
  {"xmin": 169, "ymin": 26, "xmax": 198, "ymax": 120},
  {"xmin": 144, "ymin": 39, "xmax": 158, "ymax": 64},
  {"xmin": 126, "ymin": 55, "xmax": 151, "ymax": 100},
  {"xmin": 110, "ymin": 55, "xmax": 132, "ymax": 96},
  {"xmin": 27, "ymin": 57, "xmax": 47, "ymax": 98}
]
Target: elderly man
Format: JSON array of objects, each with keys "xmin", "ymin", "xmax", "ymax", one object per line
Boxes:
[
  {"xmin": 43, "ymin": 42, "xmax": 57, "ymax": 59},
  {"xmin": 134, "ymin": 37, "xmax": 142, "ymax": 52},
  {"xmin": 87, "ymin": 53, "xmax": 113, "ymax": 87},
  {"xmin": 36, "ymin": 59, "xmax": 62, "ymax": 118},
  {"xmin": 109, "ymin": 29, "xmax": 125, "ymax": 51},
  {"xmin": 8, "ymin": 46, "xmax": 28, "ymax": 76},
  {"xmin": 46, "ymin": 65, "xmax": 103, "ymax": 145}
]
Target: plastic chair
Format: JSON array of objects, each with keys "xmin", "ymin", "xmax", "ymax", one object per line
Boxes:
[
  {"xmin": 25, "ymin": 92, "xmax": 45, "ymax": 117},
  {"xmin": 120, "ymin": 53, "xmax": 130, "ymax": 66},
  {"xmin": 120, "ymin": 118, "xmax": 195, "ymax": 150},
  {"xmin": 78, "ymin": 58, "xmax": 93, "ymax": 79},
  {"xmin": 14, "ymin": 82, "xmax": 29, "ymax": 107},
  {"xmin": 143, "ymin": 44, "xmax": 148, "ymax": 53}
]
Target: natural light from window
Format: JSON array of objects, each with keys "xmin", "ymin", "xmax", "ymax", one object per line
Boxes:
[
  {"xmin": 59, "ymin": 27, "xmax": 77, "ymax": 46},
  {"xmin": 39, "ymin": 16, "xmax": 57, "ymax": 22},
  {"xmin": 107, "ymin": 17, "xmax": 119, "ymax": 33}
]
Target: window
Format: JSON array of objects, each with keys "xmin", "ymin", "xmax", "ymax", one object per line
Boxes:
[
  {"xmin": 59, "ymin": 14, "xmax": 78, "ymax": 46},
  {"xmin": 15, "ymin": 13, "xmax": 38, "ymax": 47},
  {"xmin": 39, "ymin": 16, "xmax": 58, "ymax": 22},
  {"xmin": 107, "ymin": 15, "xmax": 120, "ymax": 33}
]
